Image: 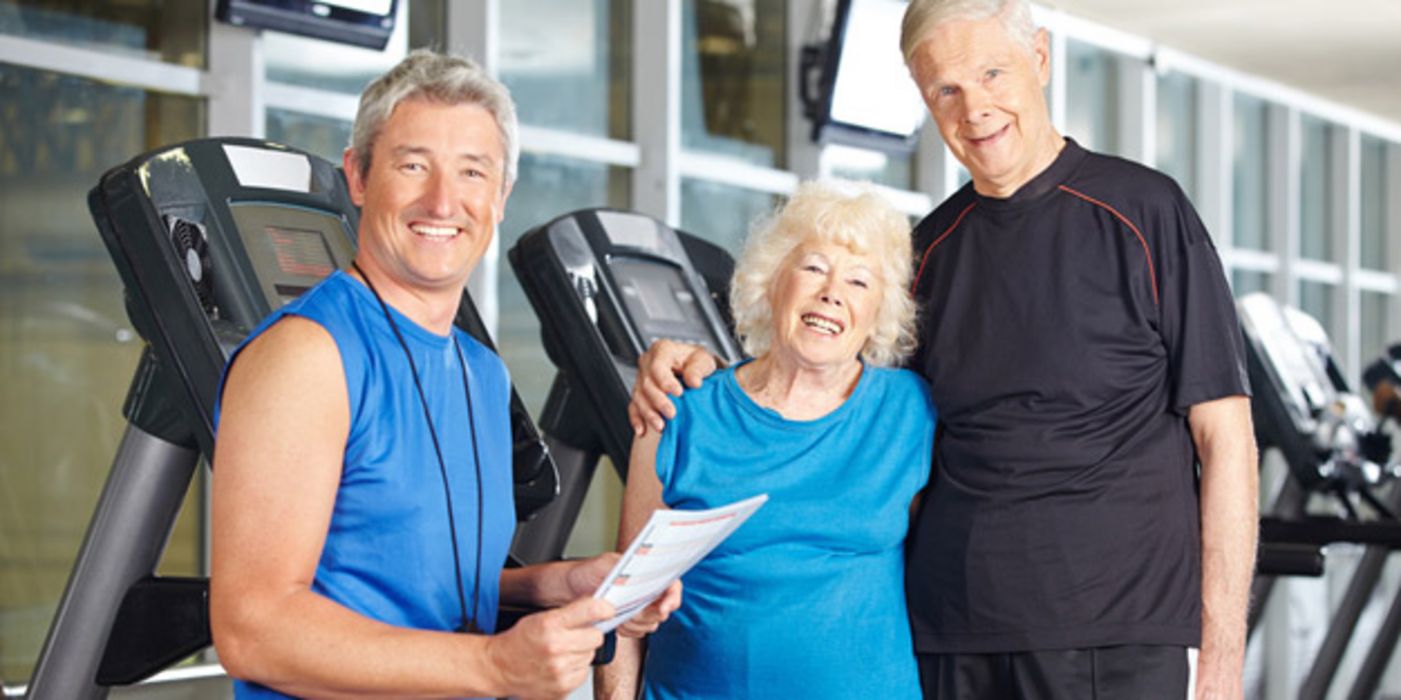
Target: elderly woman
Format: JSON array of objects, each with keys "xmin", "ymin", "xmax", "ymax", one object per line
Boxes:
[{"xmin": 596, "ymin": 181, "xmax": 935, "ymax": 699}]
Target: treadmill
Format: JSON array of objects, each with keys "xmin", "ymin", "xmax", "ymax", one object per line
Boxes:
[
  {"xmin": 26, "ymin": 138, "xmax": 559, "ymax": 699},
  {"xmin": 1238, "ymin": 292, "xmax": 1401, "ymax": 700},
  {"xmin": 506, "ymin": 209, "xmax": 744, "ymax": 563}
]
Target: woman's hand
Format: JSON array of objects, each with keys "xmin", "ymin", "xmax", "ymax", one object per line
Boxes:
[{"xmin": 562, "ymin": 554, "xmax": 683, "ymax": 638}]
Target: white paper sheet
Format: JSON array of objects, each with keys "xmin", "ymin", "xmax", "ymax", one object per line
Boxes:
[{"xmin": 592, "ymin": 493, "xmax": 768, "ymax": 632}]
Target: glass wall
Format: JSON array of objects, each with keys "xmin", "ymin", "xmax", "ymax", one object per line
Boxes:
[
  {"xmin": 262, "ymin": 1, "xmax": 410, "ymax": 94},
  {"xmin": 825, "ymin": 145, "xmax": 914, "ymax": 191},
  {"xmin": 1232, "ymin": 94, "xmax": 1270, "ymax": 252},
  {"xmin": 1232, "ymin": 269, "xmax": 1274, "ymax": 297},
  {"xmin": 1156, "ymin": 71, "xmax": 1198, "ymax": 201},
  {"xmin": 1361, "ymin": 135, "xmax": 1389, "ymax": 271},
  {"xmin": 1297, "ymin": 279, "xmax": 1336, "ymax": 338},
  {"xmin": 1299, "ymin": 115, "xmax": 1336, "ymax": 262},
  {"xmin": 0, "ymin": 63, "xmax": 203, "ymax": 682},
  {"xmin": 0, "ymin": 0, "xmax": 205, "ymax": 67},
  {"xmin": 1361, "ymin": 290, "xmax": 1392, "ymax": 366},
  {"xmin": 679, "ymin": 178, "xmax": 779, "ymax": 254},
  {"xmin": 499, "ymin": 0, "xmax": 631, "ymax": 140},
  {"xmin": 1065, "ymin": 40, "xmax": 1119, "ymax": 156},
  {"xmin": 681, "ymin": 0, "xmax": 787, "ymax": 168},
  {"xmin": 266, "ymin": 109, "xmax": 352, "ymax": 165}
]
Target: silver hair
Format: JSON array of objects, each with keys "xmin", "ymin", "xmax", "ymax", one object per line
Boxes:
[
  {"xmin": 730, "ymin": 180, "xmax": 917, "ymax": 367},
  {"xmin": 900, "ymin": 0, "xmax": 1037, "ymax": 65},
  {"xmin": 350, "ymin": 49, "xmax": 519, "ymax": 187}
]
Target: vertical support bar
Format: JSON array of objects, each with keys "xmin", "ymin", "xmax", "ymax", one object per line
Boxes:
[
  {"xmin": 206, "ymin": 8, "xmax": 264, "ymax": 138},
  {"xmin": 1387, "ymin": 145, "xmax": 1401, "ymax": 345},
  {"xmin": 1197, "ymin": 82, "xmax": 1231, "ymax": 251},
  {"xmin": 785, "ymin": 0, "xmax": 824, "ymax": 181},
  {"xmin": 1346, "ymin": 560, "xmax": 1401, "ymax": 700},
  {"xmin": 1270, "ymin": 105, "xmax": 1299, "ymax": 304},
  {"xmin": 26, "ymin": 425, "xmax": 199, "ymax": 700},
  {"xmin": 1047, "ymin": 28, "xmax": 1067, "ymax": 134},
  {"xmin": 915, "ymin": 123, "xmax": 953, "ymax": 202},
  {"xmin": 1296, "ymin": 484, "xmax": 1401, "ymax": 699},
  {"xmin": 447, "ymin": 0, "xmax": 502, "ymax": 339},
  {"xmin": 633, "ymin": 0, "xmax": 682, "ymax": 227},
  {"xmin": 1117, "ymin": 53, "xmax": 1153, "ymax": 166},
  {"xmin": 1337, "ymin": 127, "xmax": 1361, "ymax": 378}
]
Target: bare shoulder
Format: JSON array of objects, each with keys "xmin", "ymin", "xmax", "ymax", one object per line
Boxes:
[{"xmin": 218, "ymin": 315, "xmax": 349, "ymax": 458}]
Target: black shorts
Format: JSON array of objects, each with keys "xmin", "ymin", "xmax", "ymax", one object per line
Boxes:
[{"xmin": 918, "ymin": 645, "xmax": 1193, "ymax": 700}]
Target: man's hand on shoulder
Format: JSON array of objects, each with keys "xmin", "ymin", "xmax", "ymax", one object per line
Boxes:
[{"xmin": 628, "ymin": 340, "xmax": 720, "ymax": 435}]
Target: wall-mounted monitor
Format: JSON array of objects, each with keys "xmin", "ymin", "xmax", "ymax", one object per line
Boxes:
[
  {"xmin": 215, "ymin": 0, "xmax": 398, "ymax": 50},
  {"xmin": 801, "ymin": 0, "xmax": 927, "ymax": 153}
]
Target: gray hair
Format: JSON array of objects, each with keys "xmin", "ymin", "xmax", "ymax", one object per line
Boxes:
[
  {"xmin": 350, "ymin": 49, "xmax": 519, "ymax": 187},
  {"xmin": 900, "ymin": 0, "xmax": 1037, "ymax": 65},
  {"xmin": 730, "ymin": 181, "xmax": 917, "ymax": 367}
]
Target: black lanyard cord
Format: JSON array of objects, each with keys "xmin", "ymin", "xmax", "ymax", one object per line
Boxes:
[{"xmin": 351, "ymin": 263, "xmax": 483, "ymax": 634}]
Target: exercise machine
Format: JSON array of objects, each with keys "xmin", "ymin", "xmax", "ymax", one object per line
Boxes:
[
  {"xmin": 26, "ymin": 138, "xmax": 558, "ymax": 699},
  {"xmin": 507, "ymin": 209, "xmax": 743, "ymax": 563},
  {"xmin": 1239, "ymin": 292, "xmax": 1401, "ymax": 700}
]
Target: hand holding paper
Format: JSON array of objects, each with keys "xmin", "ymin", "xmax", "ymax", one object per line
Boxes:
[{"xmin": 593, "ymin": 494, "xmax": 768, "ymax": 632}]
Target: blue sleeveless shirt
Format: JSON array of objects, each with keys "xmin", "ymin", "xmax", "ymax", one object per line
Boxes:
[
  {"xmin": 642, "ymin": 364, "xmax": 935, "ymax": 700},
  {"xmin": 216, "ymin": 271, "xmax": 516, "ymax": 699}
]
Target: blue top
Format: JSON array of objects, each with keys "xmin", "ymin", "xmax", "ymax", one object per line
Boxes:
[
  {"xmin": 642, "ymin": 364, "xmax": 935, "ymax": 700},
  {"xmin": 215, "ymin": 271, "xmax": 516, "ymax": 700}
]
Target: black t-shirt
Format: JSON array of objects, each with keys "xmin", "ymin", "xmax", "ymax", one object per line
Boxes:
[{"xmin": 905, "ymin": 139, "xmax": 1250, "ymax": 653}]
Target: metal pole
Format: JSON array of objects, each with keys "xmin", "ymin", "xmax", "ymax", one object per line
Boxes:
[
  {"xmin": 26, "ymin": 424, "xmax": 198, "ymax": 700},
  {"xmin": 1298, "ymin": 483, "xmax": 1401, "ymax": 700},
  {"xmin": 1345, "ymin": 577, "xmax": 1401, "ymax": 700}
]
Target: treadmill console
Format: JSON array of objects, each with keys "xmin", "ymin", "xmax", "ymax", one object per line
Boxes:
[
  {"xmin": 509, "ymin": 209, "xmax": 743, "ymax": 478},
  {"xmin": 1238, "ymin": 292, "xmax": 1392, "ymax": 490}
]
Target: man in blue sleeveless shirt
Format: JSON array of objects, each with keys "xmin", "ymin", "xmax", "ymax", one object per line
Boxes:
[{"xmin": 211, "ymin": 50, "xmax": 679, "ymax": 700}]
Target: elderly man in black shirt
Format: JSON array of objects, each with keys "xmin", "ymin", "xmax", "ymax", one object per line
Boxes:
[{"xmin": 629, "ymin": 1, "xmax": 1258, "ymax": 698}]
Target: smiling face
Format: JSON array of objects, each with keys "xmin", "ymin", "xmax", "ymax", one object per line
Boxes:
[
  {"xmin": 344, "ymin": 97, "xmax": 511, "ymax": 299},
  {"xmin": 767, "ymin": 240, "xmax": 883, "ymax": 370},
  {"xmin": 908, "ymin": 16, "xmax": 1062, "ymax": 197}
]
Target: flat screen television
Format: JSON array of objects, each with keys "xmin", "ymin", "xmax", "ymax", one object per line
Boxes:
[
  {"xmin": 804, "ymin": 0, "xmax": 926, "ymax": 153},
  {"xmin": 215, "ymin": 0, "xmax": 398, "ymax": 50}
]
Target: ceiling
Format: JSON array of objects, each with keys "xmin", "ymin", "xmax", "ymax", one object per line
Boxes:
[{"xmin": 1045, "ymin": 0, "xmax": 1401, "ymax": 126}]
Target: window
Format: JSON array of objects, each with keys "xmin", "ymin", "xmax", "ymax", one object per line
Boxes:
[
  {"xmin": 1156, "ymin": 71, "xmax": 1198, "ymax": 201},
  {"xmin": 1297, "ymin": 280, "xmax": 1336, "ymax": 339},
  {"xmin": 824, "ymin": 144, "xmax": 914, "ymax": 190},
  {"xmin": 266, "ymin": 109, "xmax": 352, "ymax": 165},
  {"xmin": 0, "ymin": 62, "xmax": 203, "ymax": 682},
  {"xmin": 1299, "ymin": 115, "xmax": 1336, "ymax": 262},
  {"xmin": 1232, "ymin": 94, "xmax": 1269, "ymax": 252},
  {"xmin": 1231, "ymin": 269, "xmax": 1273, "ymax": 297},
  {"xmin": 1065, "ymin": 40, "xmax": 1120, "ymax": 157},
  {"xmin": 1361, "ymin": 135, "xmax": 1389, "ymax": 271},
  {"xmin": 262, "ymin": 1, "xmax": 410, "ymax": 94},
  {"xmin": 680, "ymin": 178, "xmax": 780, "ymax": 254},
  {"xmin": 0, "ymin": 0, "xmax": 205, "ymax": 67},
  {"xmin": 500, "ymin": 0, "xmax": 632, "ymax": 140},
  {"xmin": 681, "ymin": 0, "xmax": 787, "ymax": 168},
  {"xmin": 1360, "ymin": 291, "xmax": 1392, "ymax": 370}
]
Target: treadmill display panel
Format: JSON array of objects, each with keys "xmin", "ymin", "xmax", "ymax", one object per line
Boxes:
[
  {"xmin": 230, "ymin": 203, "xmax": 356, "ymax": 308},
  {"xmin": 610, "ymin": 256, "xmax": 719, "ymax": 352}
]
